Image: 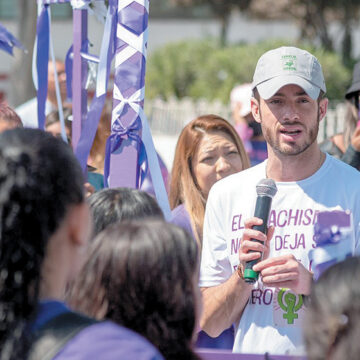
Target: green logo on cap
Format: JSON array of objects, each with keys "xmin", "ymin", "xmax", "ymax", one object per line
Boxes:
[{"xmin": 282, "ymin": 55, "xmax": 297, "ymax": 71}]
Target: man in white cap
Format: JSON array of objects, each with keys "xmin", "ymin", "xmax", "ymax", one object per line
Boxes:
[{"xmin": 199, "ymin": 47, "xmax": 360, "ymax": 355}]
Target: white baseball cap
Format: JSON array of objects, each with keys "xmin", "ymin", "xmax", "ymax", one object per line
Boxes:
[{"xmin": 252, "ymin": 46, "xmax": 326, "ymax": 100}]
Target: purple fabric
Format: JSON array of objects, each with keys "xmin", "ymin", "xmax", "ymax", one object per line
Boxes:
[
  {"xmin": 36, "ymin": 5, "xmax": 50, "ymax": 130},
  {"xmin": 105, "ymin": 1, "xmax": 148, "ymax": 188},
  {"xmin": 248, "ymin": 140, "xmax": 268, "ymax": 166},
  {"xmin": 0, "ymin": 22, "xmax": 25, "ymax": 55},
  {"xmin": 140, "ymin": 153, "xmax": 169, "ymax": 195},
  {"xmin": 71, "ymin": 8, "xmax": 88, "ymax": 154},
  {"xmin": 31, "ymin": 300, "xmax": 164, "ymax": 360},
  {"xmin": 54, "ymin": 321, "xmax": 164, "ymax": 360},
  {"xmin": 196, "ymin": 328, "xmax": 234, "ymax": 350},
  {"xmin": 65, "ymin": 44, "xmax": 73, "ymax": 101},
  {"xmin": 170, "ymin": 204, "xmax": 196, "ymax": 241},
  {"xmin": 197, "ymin": 349, "xmax": 306, "ymax": 360},
  {"xmin": 104, "ymin": 116, "xmax": 144, "ymax": 188},
  {"xmin": 74, "ymin": 1, "xmax": 116, "ymax": 173}
]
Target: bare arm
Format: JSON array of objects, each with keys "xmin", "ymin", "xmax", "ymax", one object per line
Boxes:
[
  {"xmin": 200, "ymin": 217, "xmax": 274, "ymax": 337},
  {"xmin": 200, "ymin": 273, "xmax": 252, "ymax": 337}
]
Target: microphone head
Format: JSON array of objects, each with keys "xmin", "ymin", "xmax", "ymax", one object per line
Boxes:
[{"xmin": 256, "ymin": 178, "xmax": 277, "ymax": 198}]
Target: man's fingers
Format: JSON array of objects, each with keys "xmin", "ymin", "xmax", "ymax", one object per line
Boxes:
[
  {"xmin": 240, "ymin": 252, "xmax": 262, "ymax": 263},
  {"xmin": 242, "ymin": 228, "xmax": 267, "ymax": 243},
  {"xmin": 262, "ymin": 272, "xmax": 298, "ymax": 284},
  {"xmin": 253, "ymin": 254, "xmax": 295, "ymax": 272},
  {"xmin": 259, "ymin": 262, "xmax": 299, "ymax": 277},
  {"xmin": 244, "ymin": 217, "xmax": 263, "ymax": 229},
  {"xmin": 241, "ymin": 239, "xmax": 266, "ymax": 253}
]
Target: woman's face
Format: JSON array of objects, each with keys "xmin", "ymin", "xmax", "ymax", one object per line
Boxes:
[
  {"xmin": 192, "ymin": 130, "xmax": 243, "ymax": 199},
  {"xmin": 46, "ymin": 121, "xmax": 71, "ymax": 144}
]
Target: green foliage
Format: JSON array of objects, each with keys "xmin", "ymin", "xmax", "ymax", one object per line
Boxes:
[{"xmin": 146, "ymin": 39, "xmax": 351, "ymax": 102}]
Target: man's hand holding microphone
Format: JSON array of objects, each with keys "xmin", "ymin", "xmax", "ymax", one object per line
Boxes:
[{"xmin": 239, "ymin": 179, "xmax": 313, "ymax": 296}]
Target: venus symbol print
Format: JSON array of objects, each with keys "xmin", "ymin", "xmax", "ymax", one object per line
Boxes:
[{"xmin": 273, "ymin": 288, "xmax": 305, "ymax": 327}]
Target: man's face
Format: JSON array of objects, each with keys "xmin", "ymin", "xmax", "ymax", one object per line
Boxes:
[
  {"xmin": 251, "ymin": 84, "xmax": 328, "ymax": 156},
  {"xmin": 48, "ymin": 61, "xmax": 67, "ymax": 104}
]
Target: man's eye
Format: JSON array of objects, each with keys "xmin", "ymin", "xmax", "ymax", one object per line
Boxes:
[
  {"xmin": 270, "ymin": 99, "xmax": 281, "ymax": 104},
  {"xmin": 299, "ymin": 98, "xmax": 309, "ymax": 103}
]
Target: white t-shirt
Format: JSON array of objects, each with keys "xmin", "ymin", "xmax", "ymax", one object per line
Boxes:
[
  {"xmin": 200, "ymin": 154, "xmax": 360, "ymax": 355},
  {"xmin": 15, "ymin": 97, "xmax": 55, "ymax": 128}
]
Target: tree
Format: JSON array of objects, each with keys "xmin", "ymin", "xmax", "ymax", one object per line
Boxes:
[
  {"xmin": 250, "ymin": 0, "xmax": 360, "ymax": 66},
  {"xmin": 8, "ymin": 0, "xmax": 37, "ymax": 107},
  {"xmin": 171, "ymin": 0, "xmax": 253, "ymax": 46}
]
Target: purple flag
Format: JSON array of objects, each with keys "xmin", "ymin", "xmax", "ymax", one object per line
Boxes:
[{"xmin": 0, "ymin": 22, "xmax": 25, "ymax": 56}]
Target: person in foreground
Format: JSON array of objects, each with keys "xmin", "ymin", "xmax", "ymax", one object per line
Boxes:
[
  {"xmin": 304, "ymin": 256, "xmax": 360, "ymax": 360},
  {"xmin": 199, "ymin": 46, "xmax": 360, "ymax": 355},
  {"xmin": 68, "ymin": 220, "xmax": 202, "ymax": 360},
  {"xmin": 0, "ymin": 128, "xmax": 163, "ymax": 360}
]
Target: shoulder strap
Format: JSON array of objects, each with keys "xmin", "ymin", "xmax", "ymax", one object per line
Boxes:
[{"xmin": 29, "ymin": 311, "xmax": 98, "ymax": 360}]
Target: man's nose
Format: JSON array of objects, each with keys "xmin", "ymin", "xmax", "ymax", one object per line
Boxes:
[{"xmin": 283, "ymin": 103, "xmax": 300, "ymax": 122}]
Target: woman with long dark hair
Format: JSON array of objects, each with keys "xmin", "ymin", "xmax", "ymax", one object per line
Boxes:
[
  {"xmin": 68, "ymin": 220, "xmax": 202, "ymax": 360},
  {"xmin": 0, "ymin": 128, "xmax": 163, "ymax": 360}
]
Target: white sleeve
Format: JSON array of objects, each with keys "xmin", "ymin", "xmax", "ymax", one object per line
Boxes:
[{"xmin": 199, "ymin": 185, "xmax": 233, "ymax": 287}]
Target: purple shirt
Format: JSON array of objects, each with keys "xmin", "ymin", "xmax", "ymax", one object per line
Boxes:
[
  {"xmin": 54, "ymin": 321, "xmax": 164, "ymax": 360},
  {"xmin": 170, "ymin": 204, "xmax": 196, "ymax": 240},
  {"xmin": 33, "ymin": 300, "xmax": 164, "ymax": 360}
]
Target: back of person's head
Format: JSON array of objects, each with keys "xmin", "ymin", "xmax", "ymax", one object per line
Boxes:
[
  {"xmin": 45, "ymin": 108, "xmax": 72, "ymax": 131},
  {"xmin": 0, "ymin": 128, "xmax": 84, "ymax": 360},
  {"xmin": 0, "ymin": 103, "xmax": 23, "ymax": 131},
  {"xmin": 68, "ymin": 220, "xmax": 201, "ymax": 360},
  {"xmin": 304, "ymin": 256, "xmax": 360, "ymax": 360},
  {"xmin": 88, "ymin": 187, "xmax": 164, "ymax": 238}
]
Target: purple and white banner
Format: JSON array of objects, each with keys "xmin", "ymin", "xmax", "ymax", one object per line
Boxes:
[{"xmin": 104, "ymin": 0, "xmax": 171, "ymax": 219}]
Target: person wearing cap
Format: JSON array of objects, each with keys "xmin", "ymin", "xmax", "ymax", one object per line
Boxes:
[
  {"xmin": 199, "ymin": 46, "xmax": 360, "ymax": 355},
  {"xmin": 230, "ymin": 83, "xmax": 268, "ymax": 166},
  {"xmin": 319, "ymin": 61, "xmax": 360, "ymax": 170}
]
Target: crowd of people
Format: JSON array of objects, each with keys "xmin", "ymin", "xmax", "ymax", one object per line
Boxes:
[{"xmin": 0, "ymin": 45, "xmax": 360, "ymax": 360}]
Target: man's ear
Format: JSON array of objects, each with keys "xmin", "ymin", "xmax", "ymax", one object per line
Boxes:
[
  {"xmin": 67, "ymin": 202, "xmax": 92, "ymax": 247},
  {"xmin": 318, "ymin": 97, "xmax": 328, "ymax": 122},
  {"xmin": 251, "ymin": 97, "xmax": 261, "ymax": 124}
]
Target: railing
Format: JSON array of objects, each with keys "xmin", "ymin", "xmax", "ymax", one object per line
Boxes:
[{"xmin": 145, "ymin": 97, "xmax": 347, "ymax": 142}]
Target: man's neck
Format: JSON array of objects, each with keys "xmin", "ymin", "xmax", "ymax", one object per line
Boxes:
[{"xmin": 266, "ymin": 145, "xmax": 325, "ymax": 182}]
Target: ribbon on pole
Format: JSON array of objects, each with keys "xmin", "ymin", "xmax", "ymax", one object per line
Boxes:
[
  {"xmin": 35, "ymin": 1, "xmax": 50, "ymax": 130},
  {"xmin": 73, "ymin": 0, "xmax": 116, "ymax": 173},
  {"xmin": 104, "ymin": 0, "xmax": 171, "ymax": 220},
  {"xmin": 0, "ymin": 22, "xmax": 26, "ymax": 56},
  {"xmin": 33, "ymin": 0, "xmax": 73, "ymax": 130}
]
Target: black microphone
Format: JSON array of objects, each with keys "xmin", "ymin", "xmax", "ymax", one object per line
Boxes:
[{"xmin": 244, "ymin": 178, "xmax": 277, "ymax": 284}]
